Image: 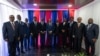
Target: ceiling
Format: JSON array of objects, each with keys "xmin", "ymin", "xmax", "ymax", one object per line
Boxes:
[{"xmin": 8, "ymin": 0, "xmax": 94, "ymax": 9}]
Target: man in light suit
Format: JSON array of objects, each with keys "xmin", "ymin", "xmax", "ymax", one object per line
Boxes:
[
  {"xmin": 73, "ymin": 17, "xmax": 85, "ymax": 53},
  {"xmin": 16, "ymin": 15, "xmax": 25, "ymax": 54},
  {"xmin": 2, "ymin": 15, "xmax": 19, "ymax": 56},
  {"xmin": 85, "ymin": 18, "xmax": 99, "ymax": 56}
]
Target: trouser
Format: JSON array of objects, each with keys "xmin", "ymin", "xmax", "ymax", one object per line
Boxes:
[
  {"xmin": 47, "ymin": 34, "xmax": 53, "ymax": 47},
  {"xmin": 8, "ymin": 39, "xmax": 16, "ymax": 56},
  {"xmin": 54, "ymin": 35, "xmax": 59, "ymax": 47},
  {"xmin": 32, "ymin": 34, "xmax": 38, "ymax": 48},
  {"xmin": 40, "ymin": 34, "xmax": 45, "ymax": 48},
  {"xmin": 73, "ymin": 37, "xmax": 82, "ymax": 53},
  {"xmin": 16, "ymin": 35, "xmax": 24, "ymax": 52},
  {"xmin": 69, "ymin": 35, "xmax": 74, "ymax": 49},
  {"xmin": 85, "ymin": 38, "xmax": 95, "ymax": 56},
  {"xmin": 62, "ymin": 33, "xmax": 67, "ymax": 47},
  {"xmin": 24, "ymin": 35, "xmax": 30, "ymax": 50}
]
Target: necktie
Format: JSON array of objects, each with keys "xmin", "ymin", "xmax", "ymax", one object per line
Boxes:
[{"xmin": 12, "ymin": 22, "xmax": 15, "ymax": 30}]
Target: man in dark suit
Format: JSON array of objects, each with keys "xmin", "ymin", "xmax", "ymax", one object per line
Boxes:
[
  {"xmin": 68, "ymin": 17, "xmax": 76, "ymax": 50},
  {"xmin": 24, "ymin": 18, "xmax": 30, "ymax": 51},
  {"xmin": 15, "ymin": 15, "xmax": 25, "ymax": 54},
  {"xmin": 54, "ymin": 20, "xmax": 60, "ymax": 48},
  {"xmin": 73, "ymin": 17, "xmax": 85, "ymax": 53},
  {"xmin": 60, "ymin": 19, "xmax": 68, "ymax": 48},
  {"xmin": 46, "ymin": 19, "xmax": 54, "ymax": 48},
  {"xmin": 30, "ymin": 17, "xmax": 39, "ymax": 48},
  {"xmin": 39, "ymin": 19, "xmax": 46, "ymax": 49},
  {"xmin": 2, "ymin": 15, "xmax": 19, "ymax": 56},
  {"xmin": 85, "ymin": 18, "xmax": 99, "ymax": 56}
]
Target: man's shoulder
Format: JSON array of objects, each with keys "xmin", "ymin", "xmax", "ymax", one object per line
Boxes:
[{"xmin": 3, "ymin": 21, "xmax": 10, "ymax": 25}]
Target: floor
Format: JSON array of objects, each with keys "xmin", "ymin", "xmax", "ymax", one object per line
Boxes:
[{"xmin": 19, "ymin": 47, "xmax": 86, "ymax": 56}]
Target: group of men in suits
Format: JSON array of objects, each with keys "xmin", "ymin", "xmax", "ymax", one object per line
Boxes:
[{"xmin": 3, "ymin": 15, "xmax": 99, "ymax": 56}]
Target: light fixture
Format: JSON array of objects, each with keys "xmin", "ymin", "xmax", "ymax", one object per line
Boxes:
[
  {"xmin": 33, "ymin": 3, "xmax": 37, "ymax": 6},
  {"xmin": 68, "ymin": 4, "xmax": 72, "ymax": 8}
]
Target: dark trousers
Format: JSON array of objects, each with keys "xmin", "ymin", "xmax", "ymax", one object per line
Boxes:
[
  {"xmin": 85, "ymin": 39, "xmax": 95, "ymax": 56},
  {"xmin": 40, "ymin": 34, "xmax": 45, "ymax": 48},
  {"xmin": 62, "ymin": 33, "xmax": 67, "ymax": 47},
  {"xmin": 32, "ymin": 34, "xmax": 38, "ymax": 48},
  {"xmin": 74, "ymin": 37, "xmax": 82, "ymax": 53},
  {"xmin": 54, "ymin": 35, "xmax": 58, "ymax": 47},
  {"xmin": 69, "ymin": 35, "xmax": 74, "ymax": 49},
  {"xmin": 47, "ymin": 34, "xmax": 53, "ymax": 47},
  {"xmin": 16, "ymin": 35, "xmax": 24, "ymax": 52},
  {"xmin": 8, "ymin": 39, "xmax": 16, "ymax": 56},
  {"xmin": 24, "ymin": 36, "xmax": 30, "ymax": 50}
]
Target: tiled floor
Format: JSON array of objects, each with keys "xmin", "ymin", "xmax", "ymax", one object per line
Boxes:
[{"xmin": 19, "ymin": 48, "xmax": 85, "ymax": 56}]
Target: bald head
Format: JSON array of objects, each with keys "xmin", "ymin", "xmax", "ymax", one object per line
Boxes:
[
  {"xmin": 88, "ymin": 18, "xmax": 93, "ymax": 24},
  {"xmin": 9, "ymin": 15, "xmax": 15, "ymax": 22},
  {"xmin": 77, "ymin": 17, "xmax": 82, "ymax": 23}
]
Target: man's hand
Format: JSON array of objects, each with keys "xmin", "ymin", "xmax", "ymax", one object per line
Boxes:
[
  {"xmin": 31, "ymin": 33, "xmax": 33, "ymax": 36},
  {"xmin": 18, "ymin": 37, "xmax": 20, "ymax": 40},
  {"xmin": 49, "ymin": 31, "xmax": 52, "ymax": 34},
  {"xmin": 92, "ymin": 38, "xmax": 97, "ymax": 42},
  {"xmin": 73, "ymin": 35, "xmax": 75, "ymax": 38},
  {"xmin": 62, "ymin": 29, "xmax": 65, "ymax": 32}
]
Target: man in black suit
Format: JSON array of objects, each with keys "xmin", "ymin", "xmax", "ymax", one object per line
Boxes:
[
  {"xmin": 16, "ymin": 15, "xmax": 25, "ymax": 54},
  {"xmin": 73, "ymin": 17, "xmax": 85, "ymax": 53},
  {"xmin": 2, "ymin": 15, "xmax": 19, "ymax": 56},
  {"xmin": 54, "ymin": 20, "xmax": 60, "ymax": 48},
  {"xmin": 46, "ymin": 19, "xmax": 54, "ymax": 48},
  {"xmin": 68, "ymin": 17, "xmax": 76, "ymax": 50},
  {"xmin": 85, "ymin": 18, "xmax": 99, "ymax": 56},
  {"xmin": 39, "ymin": 19, "xmax": 46, "ymax": 49},
  {"xmin": 30, "ymin": 17, "xmax": 39, "ymax": 48},
  {"xmin": 60, "ymin": 19, "xmax": 68, "ymax": 48},
  {"xmin": 24, "ymin": 18, "xmax": 30, "ymax": 51}
]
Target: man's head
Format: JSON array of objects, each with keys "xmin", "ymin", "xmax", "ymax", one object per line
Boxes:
[
  {"xmin": 48, "ymin": 19, "xmax": 52, "ymax": 23},
  {"xmin": 17, "ymin": 15, "xmax": 21, "ymax": 21},
  {"xmin": 9, "ymin": 15, "xmax": 15, "ymax": 22},
  {"xmin": 33, "ymin": 16, "xmax": 37, "ymax": 22},
  {"xmin": 77, "ymin": 17, "xmax": 82, "ymax": 23},
  {"xmin": 63, "ymin": 18, "xmax": 67, "ymax": 22},
  {"xmin": 41, "ymin": 19, "xmax": 44, "ymax": 22},
  {"xmin": 88, "ymin": 18, "xmax": 93, "ymax": 24},
  {"xmin": 70, "ymin": 17, "xmax": 74, "ymax": 22},
  {"xmin": 25, "ymin": 18, "xmax": 28, "ymax": 22}
]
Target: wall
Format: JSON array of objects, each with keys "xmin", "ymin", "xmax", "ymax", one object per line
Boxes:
[
  {"xmin": 75, "ymin": 0, "xmax": 100, "ymax": 55},
  {"xmin": 0, "ymin": 0, "xmax": 23, "ymax": 56}
]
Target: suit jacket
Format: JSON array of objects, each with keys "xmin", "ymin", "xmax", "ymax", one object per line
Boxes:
[
  {"xmin": 24, "ymin": 23, "xmax": 30, "ymax": 37},
  {"xmin": 30, "ymin": 22, "xmax": 39, "ymax": 35},
  {"xmin": 54, "ymin": 23, "xmax": 60, "ymax": 35},
  {"xmin": 73, "ymin": 22, "xmax": 85, "ymax": 38},
  {"xmin": 15, "ymin": 21, "xmax": 25, "ymax": 36},
  {"xmin": 60, "ymin": 22, "xmax": 68, "ymax": 35},
  {"xmin": 68, "ymin": 21, "xmax": 76, "ymax": 36},
  {"xmin": 39, "ymin": 22, "xmax": 46, "ymax": 35},
  {"xmin": 46, "ymin": 23, "xmax": 54, "ymax": 35},
  {"xmin": 86, "ymin": 24, "xmax": 99, "ymax": 43},
  {"xmin": 2, "ymin": 21, "xmax": 19, "ymax": 42}
]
